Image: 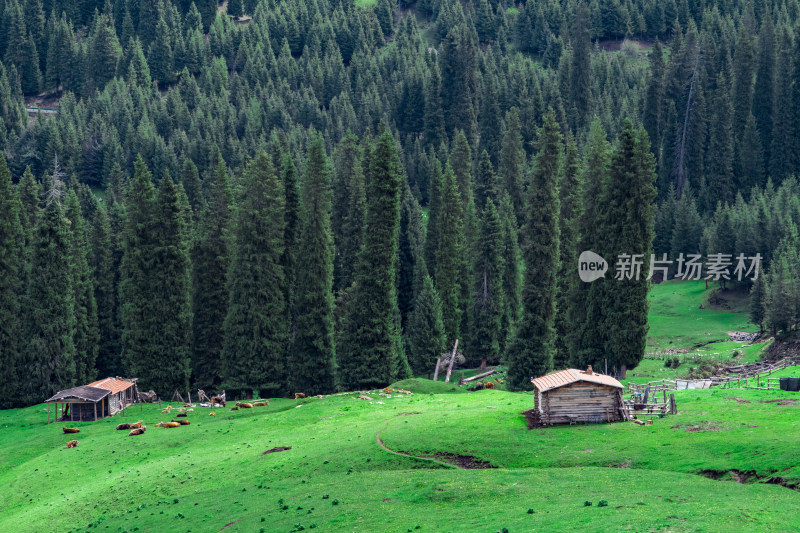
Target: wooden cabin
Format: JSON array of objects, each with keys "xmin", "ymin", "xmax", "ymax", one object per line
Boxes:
[
  {"xmin": 531, "ymin": 366, "xmax": 626, "ymax": 425},
  {"xmin": 46, "ymin": 377, "xmax": 138, "ymax": 423}
]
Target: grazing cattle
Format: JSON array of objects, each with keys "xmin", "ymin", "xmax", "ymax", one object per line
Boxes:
[
  {"xmin": 236, "ymin": 402, "xmax": 253, "ymax": 409},
  {"xmin": 129, "ymin": 420, "xmax": 143, "ymax": 429},
  {"xmin": 161, "ymin": 406, "xmax": 172, "ymax": 413},
  {"xmin": 210, "ymin": 396, "xmax": 226, "ymax": 407},
  {"xmin": 485, "ymin": 382, "xmax": 495, "ymax": 390},
  {"xmin": 156, "ymin": 421, "xmax": 181, "ymax": 428},
  {"xmin": 252, "ymin": 401, "xmax": 269, "ymax": 407},
  {"xmin": 63, "ymin": 427, "xmax": 80, "ymax": 434},
  {"xmin": 209, "ymin": 412, "xmax": 215, "ymax": 416},
  {"xmin": 116, "ymin": 423, "xmax": 131, "ymax": 431},
  {"xmin": 294, "ymin": 393, "xmax": 306, "ymax": 399},
  {"xmin": 230, "ymin": 407, "xmax": 238, "ymax": 411},
  {"xmin": 128, "ymin": 427, "xmax": 146, "ymax": 436},
  {"xmin": 66, "ymin": 440, "xmax": 78, "ymax": 448},
  {"xmin": 172, "ymin": 419, "xmax": 190, "ymax": 426},
  {"xmin": 176, "ymin": 412, "xmax": 188, "ymax": 417}
]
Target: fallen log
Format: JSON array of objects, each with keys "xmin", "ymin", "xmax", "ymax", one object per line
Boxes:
[{"xmin": 462, "ymin": 369, "xmax": 497, "ymax": 383}]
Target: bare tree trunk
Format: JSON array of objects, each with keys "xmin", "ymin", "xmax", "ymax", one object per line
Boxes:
[
  {"xmin": 444, "ymin": 339, "xmax": 459, "ymax": 383},
  {"xmin": 433, "ymin": 356, "xmax": 442, "ymax": 381}
]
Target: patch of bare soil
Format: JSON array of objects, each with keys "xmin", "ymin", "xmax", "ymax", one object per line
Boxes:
[
  {"xmin": 727, "ymin": 397, "xmax": 751, "ymax": 404},
  {"xmin": 697, "ymin": 469, "xmax": 800, "ymax": 491},
  {"xmin": 671, "ymin": 422, "xmax": 726, "ymax": 432},
  {"xmin": 759, "ymin": 399, "xmax": 799, "ymax": 405},
  {"xmin": 421, "ymin": 451, "xmax": 497, "ymax": 469},
  {"xmin": 219, "ymin": 520, "xmax": 239, "ymax": 531},
  {"xmin": 607, "ymin": 460, "xmax": 631, "ymax": 468},
  {"xmin": 522, "ymin": 409, "xmax": 545, "ymax": 428},
  {"xmin": 262, "ymin": 446, "xmax": 291, "ymax": 454}
]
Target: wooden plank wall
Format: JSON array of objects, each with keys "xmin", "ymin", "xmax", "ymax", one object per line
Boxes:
[{"xmin": 543, "ymin": 383, "xmax": 622, "ymax": 424}]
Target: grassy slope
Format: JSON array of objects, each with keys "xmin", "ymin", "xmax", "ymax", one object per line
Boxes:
[
  {"xmin": 3, "ymin": 385, "xmax": 800, "ymax": 533},
  {"xmin": 3, "ymin": 281, "xmax": 797, "ymax": 532}
]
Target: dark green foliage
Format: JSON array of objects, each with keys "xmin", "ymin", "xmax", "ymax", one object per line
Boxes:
[
  {"xmin": 753, "ymin": 14, "xmax": 775, "ymax": 177},
  {"xmin": 65, "ymin": 190, "xmax": 99, "ymax": 384},
  {"xmin": 769, "ymin": 28, "xmax": 794, "ymax": 183},
  {"xmin": 23, "ymin": 198, "xmax": 76, "ymax": 404},
  {"xmin": 749, "ymin": 273, "xmax": 765, "ymax": 331},
  {"xmin": 434, "ymin": 163, "xmax": 464, "ymax": 346},
  {"xmin": 121, "ymin": 158, "xmax": 191, "ymax": 398},
  {"xmin": 703, "ymin": 71, "xmax": 734, "ymax": 211},
  {"xmin": 91, "ymin": 203, "xmax": 120, "ymax": 378},
  {"xmin": 228, "ymin": 0, "xmax": 244, "ymax": 18},
  {"xmin": 587, "ymin": 121, "xmax": 657, "ymax": 377},
  {"xmin": 554, "ymin": 133, "xmax": 582, "ymax": 370},
  {"xmin": 148, "ymin": 16, "xmax": 175, "ymax": 84},
  {"xmin": 499, "ymin": 107, "xmax": 525, "ymax": 222},
  {"xmin": 440, "ymin": 25, "xmax": 477, "ymax": 141},
  {"xmin": 89, "ymin": 13, "xmax": 122, "ymax": 91},
  {"xmin": 192, "ymin": 155, "xmax": 232, "ymax": 391},
  {"xmin": 474, "ymin": 150, "xmax": 498, "ymax": 213},
  {"xmin": 292, "ymin": 134, "xmax": 336, "ymax": 395},
  {"xmin": 471, "ymin": 198, "xmax": 504, "ymax": 370},
  {"xmin": 643, "ymin": 39, "xmax": 665, "ymax": 157},
  {"xmin": 280, "ymin": 152, "xmax": 301, "ymax": 346},
  {"xmin": 398, "ymin": 183, "xmax": 424, "ymax": 330},
  {"xmin": 569, "ymin": 3, "xmax": 592, "ymax": 129},
  {"xmin": 405, "ymin": 260, "xmax": 445, "ymax": 377},
  {"xmin": 337, "ymin": 131, "xmax": 406, "ymax": 390},
  {"xmin": 498, "ymin": 192, "xmax": 521, "ymax": 356},
  {"xmin": 0, "ymin": 155, "xmax": 24, "ymax": 407},
  {"xmin": 331, "ymin": 133, "xmax": 365, "ymax": 292},
  {"xmin": 222, "ymin": 151, "xmax": 287, "ymax": 398},
  {"xmin": 506, "ymin": 109, "xmax": 561, "ymax": 391}
]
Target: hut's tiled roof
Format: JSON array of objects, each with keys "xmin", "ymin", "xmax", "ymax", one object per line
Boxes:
[
  {"xmin": 88, "ymin": 377, "xmax": 135, "ymax": 394},
  {"xmin": 46, "ymin": 386, "xmax": 110, "ymax": 403},
  {"xmin": 531, "ymin": 369, "xmax": 623, "ymax": 392}
]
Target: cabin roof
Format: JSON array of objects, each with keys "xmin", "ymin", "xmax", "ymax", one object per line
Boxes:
[
  {"xmin": 531, "ymin": 369, "xmax": 623, "ymax": 392},
  {"xmin": 88, "ymin": 377, "xmax": 136, "ymax": 394},
  {"xmin": 46, "ymin": 385, "xmax": 111, "ymax": 403}
]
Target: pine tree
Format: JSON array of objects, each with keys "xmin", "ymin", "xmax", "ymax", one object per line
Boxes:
[
  {"xmin": 89, "ymin": 13, "xmax": 122, "ymax": 90},
  {"xmin": 554, "ymin": 133, "xmax": 582, "ymax": 369},
  {"xmin": 332, "ymin": 132, "xmax": 364, "ymax": 292},
  {"xmin": 471, "ymin": 198, "xmax": 504, "ymax": 370},
  {"xmin": 222, "ymin": 151, "xmax": 287, "ymax": 398},
  {"xmin": 0, "ymin": 154, "xmax": 24, "ymax": 407},
  {"xmin": 280, "ymin": 152, "xmax": 301, "ymax": 346},
  {"xmin": 337, "ymin": 130, "xmax": 406, "ymax": 390},
  {"xmin": 405, "ymin": 260, "xmax": 445, "ymax": 377},
  {"xmin": 228, "ymin": 0, "xmax": 244, "ymax": 18},
  {"xmin": 192, "ymin": 154, "xmax": 232, "ymax": 391},
  {"xmin": 753, "ymin": 14, "xmax": 775, "ymax": 177},
  {"xmin": 91, "ymin": 203, "xmax": 120, "ymax": 378},
  {"xmin": 474, "ymin": 150, "xmax": 499, "ymax": 213},
  {"xmin": 769, "ymin": 27, "xmax": 793, "ymax": 182},
  {"xmin": 506, "ymin": 109, "xmax": 561, "ymax": 390},
  {"xmin": 65, "ymin": 190, "xmax": 99, "ymax": 384},
  {"xmin": 643, "ymin": 39, "xmax": 665, "ymax": 158},
  {"xmin": 291, "ymin": 134, "xmax": 336, "ymax": 395},
  {"xmin": 423, "ymin": 157, "xmax": 443, "ymax": 277},
  {"xmin": 24, "ymin": 196, "xmax": 76, "ymax": 403},
  {"xmin": 148, "ymin": 16, "xmax": 175, "ymax": 84},
  {"xmin": 423, "ymin": 59, "xmax": 446, "ymax": 148},
  {"xmin": 498, "ymin": 193, "xmax": 521, "ymax": 355},
  {"xmin": 749, "ymin": 272, "xmax": 766, "ymax": 331},
  {"xmin": 434, "ymin": 162, "xmax": 464, "ymax": 346},
  {"xmin": 592, "ymin": 121, "xmax": 657, "ymax": 377},
  {"xmin": 703, "ymin": 70, "xmax": 734, "ymax": 211},
  {"xmin": 398, "ymin": 182, "xmax": 424, "ymax": 330},
  {"xmin": 499, "ymin": 107, "xmax": 525, "ymax": 222},
  {"xmin": 569, "ymin": 2, "xmax": 592, "ymax": 129}
]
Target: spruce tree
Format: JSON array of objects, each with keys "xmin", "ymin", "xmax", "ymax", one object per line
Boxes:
[
  {"xmin": 291, "ymin": 134, "xmax": 336, "ymax": 395},
  {"xmin": 569, "ymin": 2, "xmax": 592, "ymax": 129},
  {"xmin": 280, "ymin": 152, "xmax": 301, "ymax": 344},
  {"xmin": 592, "ymin": 121, "xmax": 657, "ymax": 377},
  {"xmin": 405, "ymin": 259, "xmax": 445, "ymax": 377},
  {"xmin": 499, "ymin": 107, "xmax": 525, "ymax": 222},
  {"xmin": 643, "ymin": 39, "xmax": 665, "ymax": 157},
  {"xmin": 332, "ymin": 132, "xmax": 364, "ymax": 292},
  {"xmin": 434, "ymin": 162, "xmax": 464, "ymax": 346},
  {"xmin": 703, "ymin": 70, "xmax": 734, "ymax": 211},
  {"xmin": 554, "ymin": 133, "xmax": 582, "ymax": 369},
  {"xmin": 91, "ymin": 203, "xmax": 120, "ymax": 378},
  {"xmin": 0, "ymin": 154, "xmax": 24, "ymax": 407},
  {"xmin": 398, "ymin": 182, "xmax": 424, "ymax": 330},
  {"xmin": 222, "ymin": 151, "xmax": 287, "ymax": 398},
  {"xmin": 753, "ymin": 14, "xmax": 775, "ymax": 177},
  {"xmin": 192, "ymin": 154, "xmax": 232, "ymax": 391},
  {"xmin": 749, "ymin": 273, "xmax": 766, "ymax": 331},
  {"xmin": 506, "ymin": 109, "xmax": 561, "ymax": 390},
  {"xmin": 65, "ymin": 190, "xmax": 99, "ymax": 384},
  {"xmin": 337, "ymin": 131, "xmax": 406, "ymax": 390},
  {"xmin": 471, "ymin": 198, "xmax": 504, "ymax": 370},
  {"xmin": 769, "ymin": 27, "xmax": 793, "ymax": 182},
  {"xmin": 24, "ymin": 196, "xmax": 76, "ymax": 403}
]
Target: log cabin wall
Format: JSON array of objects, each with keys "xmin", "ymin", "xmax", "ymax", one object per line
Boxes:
[{"xmin": 543, "ymin": 383, "xmax": 621, "ymax": 424}]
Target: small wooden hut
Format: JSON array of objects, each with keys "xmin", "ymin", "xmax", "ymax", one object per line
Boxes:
[
  {"xmin": 531, "ymin": 366, "xmax": 626, "ymax": 425},
  {"xmin": 46, "ymin": 377, "xmax": 138, "ymax": 423}
]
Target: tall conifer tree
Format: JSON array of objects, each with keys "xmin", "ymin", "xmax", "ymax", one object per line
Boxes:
[
  {"xmin": 291, "ymin": 134, "xmax": 336, "ymax": 394},
  {"xmin": 506, "ymin": 109, "xmax": 561, "ymax": 390}
]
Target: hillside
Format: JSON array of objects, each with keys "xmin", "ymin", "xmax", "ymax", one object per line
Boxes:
[{"xmin": 2, "ymin": 385, "xmax": 800, "ymax": 532}]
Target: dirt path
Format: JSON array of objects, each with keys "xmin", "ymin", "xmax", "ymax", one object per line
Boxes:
[{"xmin": 375, "ymin": 416, "xmax": 457, "ymax": 469}]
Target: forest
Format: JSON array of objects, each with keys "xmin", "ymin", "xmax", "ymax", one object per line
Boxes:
[{"xmin": 1, "ymin": 0, "xmax": 800, "ymax": 405}]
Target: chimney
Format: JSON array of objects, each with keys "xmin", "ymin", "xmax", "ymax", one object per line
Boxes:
[{"xmin": 586, "ymin": 365, "xmax": 593, "ymax": 375}]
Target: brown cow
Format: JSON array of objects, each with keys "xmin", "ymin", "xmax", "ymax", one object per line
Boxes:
[
  {"xmin": 66, "ymin": 440, "xmax": 78, "ymax": 448},
  {"xmin": 294, "ymin": 393, "xmax": 306, "ymax": 399},
  {"xmin": 62, "ymin": 427, "xmax": 80, "ymax": 434},
  {"xmin": 116, "ymin": 423, "xmax": 131, "ymax": 431},
  {"xmin": 252, "ymin": 401, "xmax": 269, "ymax": 407},
  {"xmin": 236, "ymin": 402, "xmax": 253, "ymax": 409},
  {"xmin": 128, "ymin": 426, "xmax": 146, "ymax": 436},
  {"xmin": 155, "ymin": 421, "xmax": 181, "ymax": 428},
  {"xmin": 172, "ymin": 419, "xmax": 190, "ymax": 426}
]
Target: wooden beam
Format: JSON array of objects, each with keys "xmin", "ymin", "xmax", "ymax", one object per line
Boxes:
[
  {"xmin": 444, "ymin": 339, "xmax": 459, "ymax": 383},
  {"xmin": 94, "ymin": 402, "xmax": 97, "ymax": 421},
  {"xmin": 47, "ymin": 403, "xmax": 50, "ymax": 424}
]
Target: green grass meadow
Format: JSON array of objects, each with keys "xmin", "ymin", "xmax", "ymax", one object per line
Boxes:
[{"xmin": 3, "ymin": 280, "xmax": 799, "ymax": 532}]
